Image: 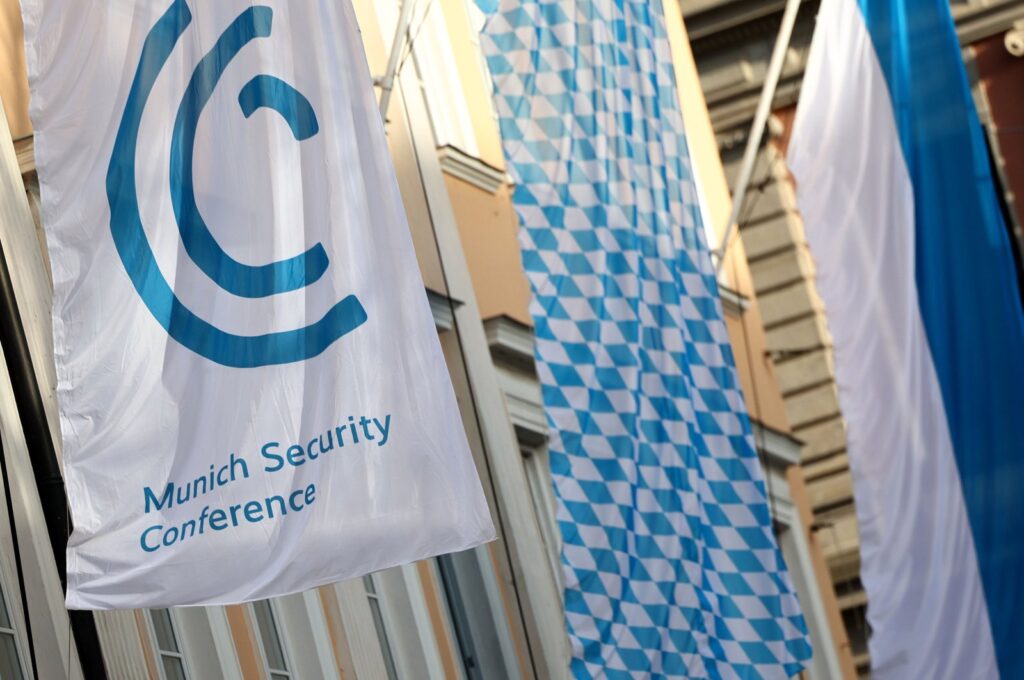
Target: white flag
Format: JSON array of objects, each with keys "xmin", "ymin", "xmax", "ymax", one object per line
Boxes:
[{"xmin": 21, "ymin": 0, "xmax": 494, "ymax": 609}]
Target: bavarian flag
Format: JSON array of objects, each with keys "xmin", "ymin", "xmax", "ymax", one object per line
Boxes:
[{"xmin": 479, "ymin": 0, "xmax": 813, "ymax": 677}]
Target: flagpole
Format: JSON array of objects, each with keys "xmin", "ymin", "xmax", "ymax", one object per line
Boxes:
[
  {"xmin": 378, "ymin": 0, "xmax": 421, "ymax": 121},
  {"xmin": 714, "ymin": 0, "xmax": 802, "ymax": 274}
]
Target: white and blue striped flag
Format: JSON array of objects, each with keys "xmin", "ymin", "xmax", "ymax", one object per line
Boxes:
[
  {"xmin": 478, "ymin": 1, "xmax": 813, "ymax": 676},
  {"xmin": 790, "ymin": 1, "xmax": 1024, "ymax": 677}
]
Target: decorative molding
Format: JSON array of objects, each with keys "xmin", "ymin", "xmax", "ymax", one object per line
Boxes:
[
  {"xmin": 684, "ymin": 0, "xmax": 810, "ymax": 43},
  {"xmin": 484, "ymin": 315, "xmax": 536, "ymax": 368},
  {"xmin": 691, "ymin": 0, "xmax": 1024, "ymax": 134},
  {"xmin": 954, "ymin": 2, "xmax": 1024, "ymax": 46},
  {"xmin": 438, "ymin": 145, "xmax": 507, "ymax": 194},
  {"xmin": 718, "ymin": 285, "xmax": 750, "ymax": 316},
  {"xmin": 494, "ymin": 364, "xmax": 548, "ymax": 446},
  {"xmin": 485, "ymin": 317, "xmax": 547, "ymax": 444},
  {"xmin": 688, "ymin": 0, "xmax": 819, "ymax": 60},
  {"xmin": 14, "ymin": 136, "xmax": 34, "ymax": 175},
  {"xmin": 751, "ymin": 420, "xmax": 803, "ymax": 468},
  {"xmin": 427, "ymin": 288, "xmax": 461, "ymax": 332}
]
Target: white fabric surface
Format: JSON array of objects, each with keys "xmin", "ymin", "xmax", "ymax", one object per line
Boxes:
[
  {"xmin": 22, "ymin": 0, "xmax": 494, "ymax": 609},
  {"xmin": 788, "ymin": 1, "xmax": 996, "ymax": 677}
]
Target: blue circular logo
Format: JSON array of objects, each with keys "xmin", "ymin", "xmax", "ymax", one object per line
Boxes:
[{"xmin": 107, "ymin": 0, "xmax": 367, "ymax": 368}]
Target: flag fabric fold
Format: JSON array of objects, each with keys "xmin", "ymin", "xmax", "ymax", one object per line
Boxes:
[
  {"xmin": 479, "ymin": 1, "xmax": 812, "ymax": 676},
  {"xmin": 22, "ymin": 0, "xmax": 494, "ymax": 609}
]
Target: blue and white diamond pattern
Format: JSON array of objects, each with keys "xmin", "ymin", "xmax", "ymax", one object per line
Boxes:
[{"xmin": 478, "ymin": 1, "xmax": 812, "ymax": 677}]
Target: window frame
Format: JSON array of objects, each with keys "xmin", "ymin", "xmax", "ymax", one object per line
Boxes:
[
  {"xmin": 435, "ymin": 547, "xmax": 522, "ymax": 680},
  {"xmin": 250, "ymin": 599, "xmax": 294, "ymax": 680},
  {"xmin": 144, "ymin": 608, "xmax": 191, "ymax": 680},
  {"xmin": 0, "ymin": 574, "xmax": 27, "ymax": 680},
  {"xmin": 363, "ymin": 574, "xmax": 400, "ymax": 680},
  {"xmin": 520, "ymin": 444, "xmax": 563, "ymax": 590},
  {"xmin": 408, "ymin": 0, "xmax": 487, "ymax": 157}
]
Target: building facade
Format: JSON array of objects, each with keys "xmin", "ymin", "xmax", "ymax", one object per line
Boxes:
[
  {"xmin": 681, "ymin": 0, "xmax": 1024, "ymax": 674},
  {"xmin": 0, "ymin": 0, "xmax": 847, "ymax": 677}
]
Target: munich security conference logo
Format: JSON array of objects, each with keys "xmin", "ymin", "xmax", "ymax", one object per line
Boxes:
[{"xmin": 106, "ymin": 0, "xmax": 367, "ymax": 368}]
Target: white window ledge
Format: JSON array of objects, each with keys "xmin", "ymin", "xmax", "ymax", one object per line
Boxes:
[{"xmin": 438, "ymin": 145, "xmax": 508, "ymax": 194}]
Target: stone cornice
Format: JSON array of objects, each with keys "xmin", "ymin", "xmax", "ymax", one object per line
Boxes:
[
  {"xmin": 438, "ymin": 144, "xmax": 507, "ymax": 194},
  {"xmin": 684, "ymin": 0, "xmax": 1024, "ymax": 134}
]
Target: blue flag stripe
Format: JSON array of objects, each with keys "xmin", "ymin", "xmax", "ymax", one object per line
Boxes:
[{"xmin": 858, "ymin": 1, "xmax": 1024, "ymax": 676}]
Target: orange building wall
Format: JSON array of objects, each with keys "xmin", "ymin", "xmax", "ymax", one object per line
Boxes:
[
  {"xmin": 0, "ymin": 0, "xmax": 31, "ymax": 139},
  {"xmin": 438, "ymin": 0, "xmax": 507, "ymax": 171},
  {"xmin": 445, "ymin": 176, "xmax": 533, "ymax": 325}
]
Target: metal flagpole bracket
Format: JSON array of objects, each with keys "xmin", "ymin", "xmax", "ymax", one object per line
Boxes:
[{"xmin": 713, "ymin": 0, "xmax": 802, "ymax": 276}]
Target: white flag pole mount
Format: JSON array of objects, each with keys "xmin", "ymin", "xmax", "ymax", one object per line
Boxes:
[{"xmin": 713, "ymin": 0, "xmax": 802, "ymax": 275}]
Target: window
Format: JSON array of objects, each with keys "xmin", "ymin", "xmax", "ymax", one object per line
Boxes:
[
  {"xmin": 436, "ymin": 554, "xmax": 484, "ymax": 680},
  {"xmin": 408, "ymin": 0, "xmax": 488, "ymax": 156},
  {"xmin": 147, "ymin": 609, "xmax": 189, "ymax": 680},
  {"xmin": 252, "ymin": 600, "xmax": 292, "ymax": 680},
  {"xmin": 436, "ymin": 549, "xmax": 520, "ymax": 680},
  {"xmin": 834, "ymin": 576, "xmax": 872, "ymax": 673},
  {"xmin": 0, "ymin": 581, "xmax": 25, "ymax": 680},
  {"xmin": 463, "ymin": 0, "xmax": 497, "ymax": 124},
  {"xmin": 363, "ymin": 576, "xmax": 399, "ymax": 680},
  {"xmin": 522, "ymin": 446, "xmax": 562, "ymax": 588}
]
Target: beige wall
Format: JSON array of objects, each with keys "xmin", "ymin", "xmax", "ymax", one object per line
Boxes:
[
  {"xmin": 433, "ymin": 0, "xmax": 535, "ymax": 327},
  {"xmin": 722, "ymin": 311, "xmax": 790, "ymax": 432},
  {"xmin": 352, "ymin": 0, "xmax": 449, "ymax": 296},
  {"xmin": 446, "ymin": 176, "xmax": 533, "ymax": 325},
  {"xmin": 387, "ymin": 105, "xmax": 450, "ymax": 294},
  {"xmin": 662, "ymin": 1, "xmax": 729, "ymax": 247},
  {"xmin": 0, "ymin": 0, "xmax": 30, "ymax": 139},
  {"xmin": 438, "ymin": 0, "xmax": 506, "ymax": 170}
]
